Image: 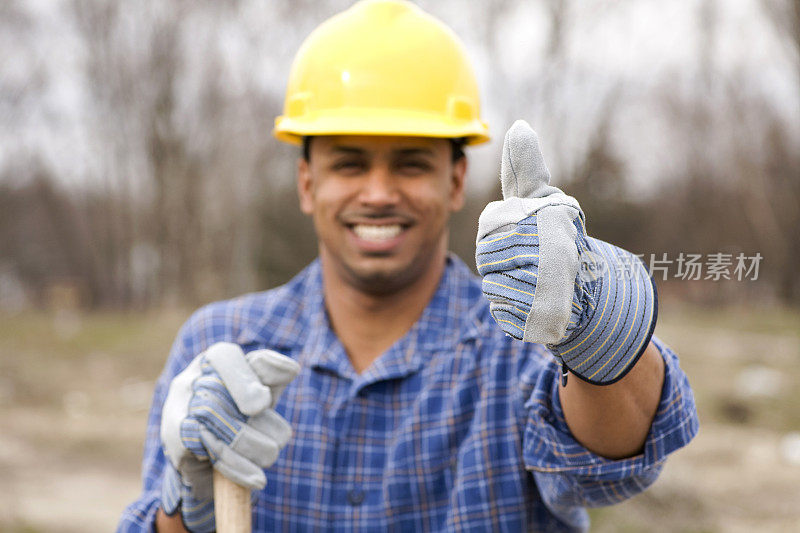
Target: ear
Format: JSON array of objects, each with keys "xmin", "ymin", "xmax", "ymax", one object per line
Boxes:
[
  {"xmin": 297, "ymin": 157, "xmax": 314, "ymax": 215},
  {"xmin": 448, "ymin": 156, "xmax": 467, "ymax": 212}
]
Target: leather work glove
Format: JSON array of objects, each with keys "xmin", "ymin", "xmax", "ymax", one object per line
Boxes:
[
  {"xmin": 160, "ymin": 342, "xmax": 301, "ymax": 532},
  {"xmin": 476, "ymin": 120, "xmax": 657, "ymax": 385}
]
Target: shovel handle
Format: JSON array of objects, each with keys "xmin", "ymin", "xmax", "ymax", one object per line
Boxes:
[{"xmin": 213, "ymin": 469, "xmax": 251, "ymax": 533}]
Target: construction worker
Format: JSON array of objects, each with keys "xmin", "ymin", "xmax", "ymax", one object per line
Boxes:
[{"xmin": 119, "ymin": 1, "xmax": 698, "ymax": 531}]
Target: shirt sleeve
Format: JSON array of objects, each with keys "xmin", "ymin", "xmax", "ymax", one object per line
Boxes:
[
  {"xmin": 116, "ymin": 318, "xmax": 199, "ymax": 532},
  {"xmin": 520, "ymin": 335, "xmax": 699, "ymax": 528}
]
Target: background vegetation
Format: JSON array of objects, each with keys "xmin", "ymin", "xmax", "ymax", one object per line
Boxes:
[{"xmin": 1, "ymin": 0, "xmax": 797, "ymax": 309}]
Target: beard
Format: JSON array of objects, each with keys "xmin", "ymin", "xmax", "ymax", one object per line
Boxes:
[
  {"xmin": 331, "ymin": 249, "xmax": 430, "ymax": 296},
  {"xmin": 319, "ymin": 227, "xmax": 449, "ymax": 297}
]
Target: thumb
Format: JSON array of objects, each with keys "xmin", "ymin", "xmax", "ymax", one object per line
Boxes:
[{"xmin": 500, "ymin": 120, "xmax": 551, "ymax": 200}]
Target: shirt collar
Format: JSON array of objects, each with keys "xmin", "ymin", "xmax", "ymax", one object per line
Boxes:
[
  {"xmin": 237, "ymin": 254, "xmax": 485, "ymax": 381},
  {"xmin": 235, "ymin": 260, "xmax": 323, "ymax": 352}
]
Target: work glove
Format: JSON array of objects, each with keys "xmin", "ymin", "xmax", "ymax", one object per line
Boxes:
[
  {"xmin": 476, "ymin": 120, "xmax": 657, "ymax": 385},
  {"xmin": 160, "ymin": 342, "xmax": 301, "ymax": 532}
]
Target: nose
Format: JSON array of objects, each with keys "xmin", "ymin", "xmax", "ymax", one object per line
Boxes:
[{"xmin": 357, "ymin": 165, "xmax": 399, "ymax": 207}]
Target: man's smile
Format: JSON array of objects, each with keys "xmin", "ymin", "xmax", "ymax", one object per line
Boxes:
[
  {"xmin": 352, "ymin": 224, "xmax": 403, "ymax": 241},
  {"xmin": 344, "ymin": 219, "xmax": 414, "ymax": 253}
]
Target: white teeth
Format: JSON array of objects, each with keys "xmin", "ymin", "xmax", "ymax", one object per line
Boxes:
[{"xmin": 352, "ymin": 224, "xmax": 403, "ymax": 241}]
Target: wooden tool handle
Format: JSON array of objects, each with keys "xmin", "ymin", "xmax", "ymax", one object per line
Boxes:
[{"xmin": 213, "ymin": 470, "xmax": 252, "ymax": 533}]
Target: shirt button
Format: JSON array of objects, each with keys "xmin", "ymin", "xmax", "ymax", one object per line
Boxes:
[{"xmin": 347, "ymin": 488, "xmax": 365, "ymax": 506}]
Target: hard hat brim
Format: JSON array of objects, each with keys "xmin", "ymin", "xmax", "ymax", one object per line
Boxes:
[{"xmin": 274, "ymin": 108, "xmax": 490, "ymax": 146}]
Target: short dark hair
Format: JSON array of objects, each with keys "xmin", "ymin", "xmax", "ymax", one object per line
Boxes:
[
  {"xmin": 450, "ymin": 138, "xmax": 466, "ymax": 162},
  {"xmin": 302, "ymin": 136, "xmax": 467, "ymax": 162}
]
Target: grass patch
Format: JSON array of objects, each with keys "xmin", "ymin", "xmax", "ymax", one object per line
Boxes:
[{"xmin": 1, "ymin": 304, "xmax": 798, "ymax": 531}]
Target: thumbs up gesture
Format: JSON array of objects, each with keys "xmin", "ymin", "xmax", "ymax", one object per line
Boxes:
[{"xmin": 476, "ymin": 120, "xmax": 657, "ymax": 385}]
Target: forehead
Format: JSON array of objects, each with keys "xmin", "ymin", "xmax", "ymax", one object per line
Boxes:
[{"xmin": 310, "ymin": 135, "xmax": 450, "ymax": 156}]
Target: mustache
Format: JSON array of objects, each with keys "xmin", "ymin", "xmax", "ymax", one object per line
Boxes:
[{"xmin": 339, "ymin": 210, "xmax": 415, "ymax": 223}]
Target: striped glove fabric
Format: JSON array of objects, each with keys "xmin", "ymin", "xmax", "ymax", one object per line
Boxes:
[
  {"xmin": 476, "ymin": 120, "xmax": 657, "ymax": 385},
  {"xmin": 160, "ymin": 342, "xmax": 301, "ymax": 531}
]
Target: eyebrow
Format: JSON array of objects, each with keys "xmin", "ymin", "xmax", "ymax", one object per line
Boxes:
[
  {"xmin": 394, "ymin": 147, "xmax": 435, "ymax": 157},
  {"xmin": 329, "ymin": 146, "xmax": 435, "ymax": 157},
  {"xmin": 330, "ymin": 146, "xmax": 365, "ymax": 156}
]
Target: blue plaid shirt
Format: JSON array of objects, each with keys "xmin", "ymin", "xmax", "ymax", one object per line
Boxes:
[{"xmin": 118, "ymin": 254, "xmax": 698, "ymax": 532}]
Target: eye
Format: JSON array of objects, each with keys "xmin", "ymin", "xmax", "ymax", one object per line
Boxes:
[
  {"xmin": 332, "ymin": 159, "xmax": 366, "ymax": 174},
  {"xmin": 396, "ymin": 159, "xmax": 432, "ymax": 175}
]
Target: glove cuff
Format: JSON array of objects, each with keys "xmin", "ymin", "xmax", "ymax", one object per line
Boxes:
[
  {"xmin": 551, "ymin": 237, "xmax": 658, "ymax": 385},
  {"xmin": 161, "ymin": 463, "xmax": 216, "ymax": 533},
  {"xmin": 161, "ymin": 463, "xmax": 183, "ymax": 516}
]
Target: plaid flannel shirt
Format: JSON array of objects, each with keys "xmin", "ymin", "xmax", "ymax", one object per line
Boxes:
[{"xmin": 118, "ymin": 254, "xmax": 698, "ymax": 532}]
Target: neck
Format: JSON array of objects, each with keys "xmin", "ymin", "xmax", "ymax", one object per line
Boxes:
[{"xmin": 321, "ymin": 250, "xmax": 447, "ymax": 374}]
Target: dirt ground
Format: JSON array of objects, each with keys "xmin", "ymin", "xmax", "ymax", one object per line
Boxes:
[{"xmin": 1, "ymin": 304, "xmax": 798, "ymax": 532}]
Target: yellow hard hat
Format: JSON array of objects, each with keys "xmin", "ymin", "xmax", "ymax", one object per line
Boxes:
[{"xmin": 274, "ymin": 0, "xmax": 489, "ymax": 146}]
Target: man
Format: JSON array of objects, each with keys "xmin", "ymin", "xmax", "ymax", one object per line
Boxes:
[{"xmin": 119, "ymin": 1, "xmax": 698, "ymax": 531}]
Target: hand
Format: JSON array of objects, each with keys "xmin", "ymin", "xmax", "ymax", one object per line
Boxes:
[
  {"xmin": 476, "ymin": 120, "xmax": 657, "ymax": 385},
  {"xmin": 159, "ymin": 342, "xmax": 301, "ymax": 532}
]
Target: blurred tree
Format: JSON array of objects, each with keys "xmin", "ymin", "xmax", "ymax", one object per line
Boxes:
[
  {"xmin": 0, "ymin": 160, "xmax": 96, "ymax": 306},
  {"xmin": 65, "ymin": 0, "xmax": 292, "ymax": 307},
  {"xmin": 1, "ymin": 0, "xmax": 797, "ymax": 309},
  {"xmin": 759, "ymin": 0, "xmax": 800, "ymax": 302}
]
